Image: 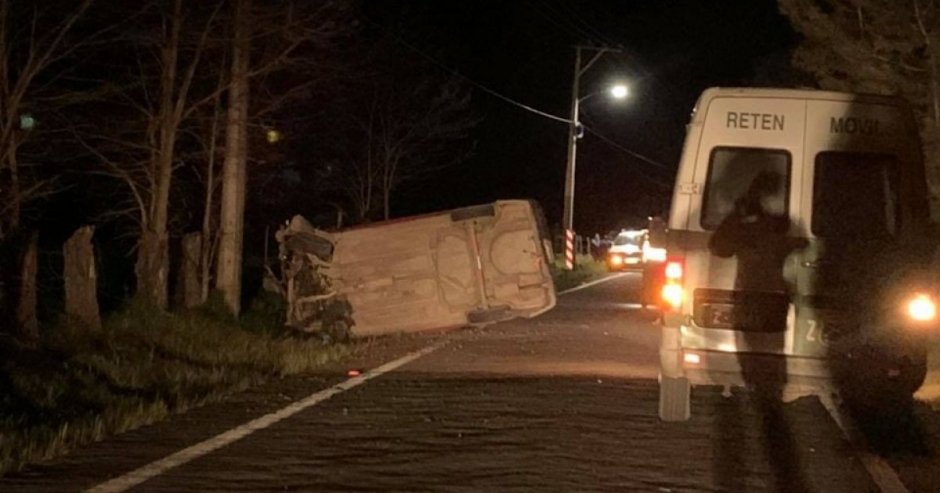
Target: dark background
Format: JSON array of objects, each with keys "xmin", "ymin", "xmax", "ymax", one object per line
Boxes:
[{"xmin": 359, "ymin": 0, "xmax": 799, "ymax": 235}]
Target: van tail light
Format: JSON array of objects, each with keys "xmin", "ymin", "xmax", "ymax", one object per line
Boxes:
[
  {"xmin": 665, "ymin": 260, "xmax": 683, "ymax": 280},
  {"xmin": 661, "ymin": 257, "xmax": 685, "ymax": 310}
]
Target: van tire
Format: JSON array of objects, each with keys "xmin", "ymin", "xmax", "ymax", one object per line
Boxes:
[
  {"xmin": 467, "ymin": 306, "xmax": 510, "ymax": 324},
  {"xmin": 659, "ymin": 376, "xmax": 691, "ymax": 422},
  {"xmin": 451, "ymin": 204, "xmax": 496, "ymax": 222}
]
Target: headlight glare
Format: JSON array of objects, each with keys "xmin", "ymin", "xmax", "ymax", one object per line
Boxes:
[{"xmin": 907, "ymin": 293, "xmax": 936, "ymax": 322}]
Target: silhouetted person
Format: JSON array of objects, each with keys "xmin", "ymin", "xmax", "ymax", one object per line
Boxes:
[{"xmin": 709, "ymin": 171, "xmax": 810, "ymax": 493}]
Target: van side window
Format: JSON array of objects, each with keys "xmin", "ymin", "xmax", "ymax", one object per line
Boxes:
[
  {"xmin": 700, "ymin": 147, "xmax": 791, "ymax": 230},
  {"xmin": 812, "ymin": 152, "xmax": 899, "ymax": 238}
]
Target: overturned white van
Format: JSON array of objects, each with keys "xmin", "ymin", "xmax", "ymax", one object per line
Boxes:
[
  {"xmin": 276, "ymin": 200, "xmax": 557, "ymax": 338},
  {"xmin": 653, "ymin": 88, "xmax": 938, "ymax": 421}
]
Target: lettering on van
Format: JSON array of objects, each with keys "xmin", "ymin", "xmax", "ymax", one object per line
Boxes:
[
  {"xmin": 725, "ymin": 112, "xmax": 785, "ymax": 131},
  {"xmin": 830, "ymin": 117, "xmax": 879, "ymax": 135}
]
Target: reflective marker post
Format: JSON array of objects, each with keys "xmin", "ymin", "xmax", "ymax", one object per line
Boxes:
[{"xmin": 565, "ymin": 229, "xmax": 576, "ymax": 270}]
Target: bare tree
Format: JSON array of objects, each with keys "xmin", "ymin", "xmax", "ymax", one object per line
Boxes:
[
  {"xmin": 0, "ymin": 0, "xmax": 94, "ymax": 240},
  {"xmin": 337, "ymin": 77, "xmax": 477, "ymax": 221},
  {"xmin": 215, "ymin": 0, "xmax": 352, "ymax": 315},
  {"xmin": 780, "ymin": 0, "xmax": 940, "ymax": 210},
  {"xmin": 73, "ymin": 0, "xmax": 224, "ymax": 309},
  {"xmin": 216, "ymin": 0, "xmax": 251, "ymax": 316}
]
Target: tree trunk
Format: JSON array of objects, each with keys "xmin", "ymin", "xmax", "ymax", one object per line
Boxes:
[
  {"xmin": 180, "ymin": 232, "xmax": 202, "ymax": 308},
  {"xmin": 15, "ymin": 232, "xmax": 38, "ymax": 341},
  {"xmin": 201, "ymin": 84, "xmax": 223, "ymax": 304},
  {"xmin": 135, "ymin": 0, "xmax": 181, "ymax": 310},
  {"xmin": 215, "ymin": 0, "xmax": 251, "ymax": 316},
  {"xmin": 64, "ymin": 226, "xmax": 100, "ymax": 329},
  {"xmin": 383, "ymin": 181, "xmax": 390, "ymax": 220},
  {"xmin": 135, "ymin": 229, "xmax": 168, "ymax": 308}
]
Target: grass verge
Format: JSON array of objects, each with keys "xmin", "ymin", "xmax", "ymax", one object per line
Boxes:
[
  {"xmin": 550, "ymin": 254, "xmax": 609, "ymax": 292},
  {"xmin": 0, "ymin": 295, "xmax": 348, "ymax": 475}
]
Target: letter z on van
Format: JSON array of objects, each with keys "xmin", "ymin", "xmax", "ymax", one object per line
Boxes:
[{"xmin": 725, "ymin": 112, "xmax": 785, "ymax": 131}]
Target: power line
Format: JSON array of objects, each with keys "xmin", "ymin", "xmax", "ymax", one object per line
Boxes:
[
  {"xmin": 581, "ymin": 123, "xmax": 671, "ymax": 173},
  {"xmin": 375, "ymin": 27, "xmax": 572, "ymax": 124},
  {"xmin": 366, "ymin": 15, "xmax": 673, "ymax": 176}
]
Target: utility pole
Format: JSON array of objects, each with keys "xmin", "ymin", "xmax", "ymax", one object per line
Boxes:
[
  {"xmin": 562, "ymin": 45, "xmax": 615, "ymax": 269},
  {"xmin": 562, "ymin": 46, "xmax": 582, "ymax": 238}
]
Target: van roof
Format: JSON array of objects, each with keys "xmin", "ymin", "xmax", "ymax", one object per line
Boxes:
[{"xmin": 693, "ymin": 87, "xmax": 908, "ymax": 116}]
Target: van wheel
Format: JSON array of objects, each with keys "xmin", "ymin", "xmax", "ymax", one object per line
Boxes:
[
  {"xmin": 659, "ymin": 376, "xmax": 691, "ymax": 422},
  {"xmin": 451, "ymin": 204, "xmax": 496, "ymax": 222}
]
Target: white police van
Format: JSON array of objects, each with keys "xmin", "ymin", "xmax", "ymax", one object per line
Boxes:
[{"xmin": 653, "ymin": 88, "xmax": 938, "ymax": 421}]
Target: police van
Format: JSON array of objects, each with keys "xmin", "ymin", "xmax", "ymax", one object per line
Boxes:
[{"xmin": 653, "ymin": 88, "xmax": 938, "ymax": 421}]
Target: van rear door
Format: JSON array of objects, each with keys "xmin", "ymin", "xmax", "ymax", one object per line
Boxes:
[
  {"xmin": 791, "ymin": 99, "xmax": 925, "ymax": 357},
  {"xmin": 681, "ymin": 95, "xmax": 806, "ymax": 356}
]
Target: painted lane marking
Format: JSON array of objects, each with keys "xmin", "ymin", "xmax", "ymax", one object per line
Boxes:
[
  {"xmin": 86, "ymin": 340, "xmax": 448, "ymax": 493},
  {"xmin": 819, "ymin": 395, "xmax": 911, "ymax": 493},
  {"xmin": 558, "ymin": 272, "xmax": 630, "ymax": 295},
  {"xmin": 89, "ymin": 270, "xmax": 623, "ymax": 492}
]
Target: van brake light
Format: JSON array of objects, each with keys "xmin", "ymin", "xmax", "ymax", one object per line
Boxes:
[
  {"xmin": 661, "ymin": 257, "xmax": 685, "ymax": 310},
  {"xmin": 665, "ymin": 261, "xmax": 683, "ymax": 280}
]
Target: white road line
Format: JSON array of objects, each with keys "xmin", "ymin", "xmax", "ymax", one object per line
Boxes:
[
  {"xmin": 558, "ymin": 272, "xmax": 630, "ymax": 295},
  {"xmin": 86, "ymin": 340, "xmax": 448, "ymax": 493},
  {"xmin": 819, "ymin": 395, "xmax": 911, "ymax": 493},
  {"xmin": 87, "ymin": 271, "xmax": 621, "ymax": 492}
]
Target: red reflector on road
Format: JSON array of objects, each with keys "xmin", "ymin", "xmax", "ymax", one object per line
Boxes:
[{"xmin": 347, "ymin": 369, "xmax": 362, "ymax": 377}]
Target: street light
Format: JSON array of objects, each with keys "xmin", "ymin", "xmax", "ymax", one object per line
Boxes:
[
  {"xmin": 562, "ymin": 45, "xmax": 627, "ymax": 269},
  {"xmin": 610, "ymin": 84, "xmax": 629, "ymax": 99}
]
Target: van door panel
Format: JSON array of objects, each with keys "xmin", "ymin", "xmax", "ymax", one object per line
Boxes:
[{"xmin": 681, "ymin": 97, "xmax": 807, "ymax": 356}]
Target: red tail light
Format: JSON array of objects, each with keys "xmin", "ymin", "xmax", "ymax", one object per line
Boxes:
[
  {"xmin": 661, "ymin": 257, "xmax": 685, "ymax": 310},
  {"xmin": 665, "ymin": 260, "xmax": 683, "ymax": 280}
]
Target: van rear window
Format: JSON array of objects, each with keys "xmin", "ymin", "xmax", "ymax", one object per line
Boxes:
[
  {"xmin": 812, "ymin": 152, "xmax": 899, "ymax": 238},
  {"xmin": 701, "ymin": 147, "xmax": 791, "ymax": 230}
]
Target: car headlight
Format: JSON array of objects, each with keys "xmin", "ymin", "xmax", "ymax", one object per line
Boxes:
[
  {"xmin": 608, "ymin": 254, "xmax": 624, "ymax": 266},
  {"xmin": 906, "ymin": 293, "xmax": 936, "ymax": 322}
]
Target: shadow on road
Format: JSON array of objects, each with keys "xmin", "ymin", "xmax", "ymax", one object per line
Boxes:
[{"xmin": 708, "ymin": 171, "xmax": 812, "ymax": 492}]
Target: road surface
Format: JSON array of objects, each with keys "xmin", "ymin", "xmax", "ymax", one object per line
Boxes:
[{"xmin": 4, "ymin": 272, "xmax": 940, "ymax": 492}]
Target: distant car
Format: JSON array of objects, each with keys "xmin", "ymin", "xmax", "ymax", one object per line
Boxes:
[{"xmin": 606, "ymin": 230, "xmax": 646, "ymax": 270}]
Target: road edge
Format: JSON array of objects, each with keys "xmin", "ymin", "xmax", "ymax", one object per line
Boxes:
[{"xmin": 85, "ymin": 340, "xmax": 448, "ymax": 493}]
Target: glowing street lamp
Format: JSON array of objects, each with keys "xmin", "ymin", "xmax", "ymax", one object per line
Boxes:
[{"xmin": 610, "ymin": 84, "xmax": 629, "ymax": 99}]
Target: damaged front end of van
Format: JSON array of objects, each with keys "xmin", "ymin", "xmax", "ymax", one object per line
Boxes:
[{"xmin": 276, "ymin": 216, "xmax": 355, "ymax": 342}]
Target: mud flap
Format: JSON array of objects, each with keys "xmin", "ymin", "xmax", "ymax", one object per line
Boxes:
[{"xmin": 659, "ymin": 376, "xmax": 691, "ymax": 422}]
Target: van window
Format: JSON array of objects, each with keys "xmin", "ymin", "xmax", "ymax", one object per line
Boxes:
[
  {"xmin": 613, "ymin": 232, "xmax": 644, "ymax": 246},
  {"xmin": 701, "ymin": 147, "xmax": 791, "ymax": 230},
  {"xmin": 812, "ymin": 152, "xmax": 899, "ymax": 238}
]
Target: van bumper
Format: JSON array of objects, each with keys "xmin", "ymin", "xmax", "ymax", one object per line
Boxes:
[
  {"xmin": 670, "ymin": 348, "xmax": 831, "ymax": 389},
  {"xmin": 660, "ymin": 327, "xmax": 833, "ymax": 398}
]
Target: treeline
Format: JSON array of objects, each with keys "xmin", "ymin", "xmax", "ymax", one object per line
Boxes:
[
  {"xmin": 0, "ymin": 0, "xmax": 477, "ymax": 338},
  {"xmin": 779, "ymin": 0, "xmax": 940, "ymax": 213}
]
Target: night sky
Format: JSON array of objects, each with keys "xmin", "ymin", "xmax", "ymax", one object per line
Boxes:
[{"xmin": 363, "ymin": 0, "xmax": 799, "ymax": 235}]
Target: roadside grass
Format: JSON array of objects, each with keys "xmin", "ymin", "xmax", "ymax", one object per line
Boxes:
[
  {"xmin": 0, "ymin": 295, "xmax": 348, "ymax": 475},
  {"xmin": 550, "ymin": 254, "xmax": 609, "ymax": 292}
]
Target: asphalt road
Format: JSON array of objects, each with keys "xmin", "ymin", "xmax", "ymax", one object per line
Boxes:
[{"xmin": 4, "ymin": 273, "xmax": 940, "ymax": 492}]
